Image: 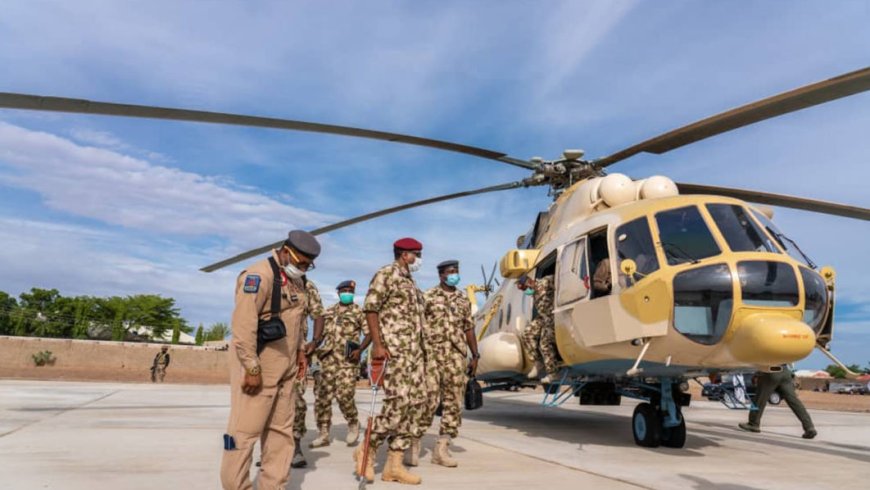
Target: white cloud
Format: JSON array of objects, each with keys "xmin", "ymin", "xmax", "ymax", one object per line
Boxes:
[{"xmin": 0, "ymin": 122, "xmax": 335, "ymax": 245}]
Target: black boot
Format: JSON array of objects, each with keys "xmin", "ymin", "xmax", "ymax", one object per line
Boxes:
[{"xmin": 291, "ymin": 437, "xmax": 307, "ymax": 468}]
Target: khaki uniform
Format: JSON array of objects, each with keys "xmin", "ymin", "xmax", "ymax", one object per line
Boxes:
[
  {"xmin": 293, "ymin": 280, "xmax": 324, "ymax": 440},
  {"xmin": 364, "ymin": 261, "xmax": 426, "ymax": 452},
  {"xmin": 314, "ymin": 302, "xmax": 368, "ymax": 431},
  {"xmin": 520, "ymin": 275, "xmax": 558, "ymax": 377},
  {"xmin": 151, "ymin": 351, "xmax": 170, "ymax": 383},
  {"xmin": 417, "ymin": 286, "xmax": 472, "ymax": 439},
  {"xmin": 220, "ymin": 251, "xmax": 307, "ymax": 490}
]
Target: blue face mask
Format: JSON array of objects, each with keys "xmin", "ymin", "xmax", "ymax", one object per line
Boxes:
[
  {"xmin": 445, "ymin": 273, "xmax": 461, "ymax": 287},
  {"xmin": 339, "ymin": 292, "xmax": 354, "ymax": 305},
  {"xmin": 524, "ymin": 288, "xmax": 535, "ymax": 296}
]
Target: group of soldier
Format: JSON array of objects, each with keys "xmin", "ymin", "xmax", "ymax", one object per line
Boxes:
[{"xmin": 219, "ymin": 231, "xmax": 481, "ymax": 489}]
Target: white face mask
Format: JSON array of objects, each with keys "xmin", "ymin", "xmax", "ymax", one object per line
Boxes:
[
  {"xmin": 408, "ymin": 257, "xmax": 423, "ymax": 273},
  {"xmin": 283, "ymin": 262, "xmax": 305, "ymax": 279}
]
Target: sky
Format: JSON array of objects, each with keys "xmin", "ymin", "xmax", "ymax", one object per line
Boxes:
[{"xmin": 0, "ymin": 1, "xmax": 868, "ymax": 370}]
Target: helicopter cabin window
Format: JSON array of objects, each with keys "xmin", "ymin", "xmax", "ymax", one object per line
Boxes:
[
  {"xmin": 655, "ymin": 206, "xmax": 720, "ymax": 265},
  {"xmin": 749, "ymin": 209, "xmax": 812, "ymax": 266},
  {"xmin": 557, "ymin": 237, "xmax": 590, "ymax": 306},
  {"xmin": 615, "ymin": 218, "xmax": 659, "ymax": 288},
  {"xmin": 706, "ymin": 204, "xmax": 776, "ymax": 252},
  {"xmin": 673, "ymin": 263, "xmax": 734, "ymax": 345}
]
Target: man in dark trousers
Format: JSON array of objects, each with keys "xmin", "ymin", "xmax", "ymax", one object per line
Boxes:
[{"xmin": 739, "ymin": 365, "xmax": 817, "ymax": 439}]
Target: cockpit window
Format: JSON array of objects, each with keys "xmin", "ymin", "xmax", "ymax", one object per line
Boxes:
[
  {"xmin": 738, "ymin": 261, "xmax": 799, "ymax": 307},
  {"xmin": 673, "ymin": 263, "xmax": 734, "ymax": 345},
  {"xmin": 655, "ymin": 206, "xmax": 721, "ymax": 265},
  {"xmin": 707, "ymin": 204, "xmax": 776, "ymax": 252},
  {"xmin": 749, "ymin": 209, "xmax": 811, "ymax": 266},
  {"xmin": 800, "ymin": 267, "xmax": 828, "ymax": 332},
  {"xmin": 615, "ymin": 217, "xmax": 660, "ymax": 286}
]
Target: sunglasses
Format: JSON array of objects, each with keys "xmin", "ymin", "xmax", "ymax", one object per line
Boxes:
[{"xmin": 285, "ymin": 246, "xmax": 316, "ymax": 271}]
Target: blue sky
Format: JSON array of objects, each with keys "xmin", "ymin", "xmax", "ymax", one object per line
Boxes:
[{"xmin": 0, "ymin": 1, "xmax": 868, "ymax": 369}]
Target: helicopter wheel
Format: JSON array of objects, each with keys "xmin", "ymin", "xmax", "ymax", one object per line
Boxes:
[
  {"xmin": 660, "ymin": 411, "xmax": 686, "ymax": 449},
  {"xmin": 632, "ymin": 403, "xmax": 662, "ymax": 448}
]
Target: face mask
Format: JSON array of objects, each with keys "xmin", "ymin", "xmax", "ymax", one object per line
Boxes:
[
  {"xmin": 445, "ymin": 273, "xmax": 460, "ymax": 287},
  {"xmin": 283, "ymin": 262, "xmax": 305, "ymax": 279},
  {"xmin": 524, "ymin": 288, "xmax": 535, "ymax": 296},
  {"xmin": 408, "ymin": 257, "xmax": 423, "ymax": 273},
  {"xmin": 339, "ymin": 292, "xmax": 354, "ymax": 305}
]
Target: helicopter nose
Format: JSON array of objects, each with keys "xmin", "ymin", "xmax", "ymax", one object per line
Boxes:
[{"xmin": 727, "ymin": 313, "xmax": 815, "ymax": 365}]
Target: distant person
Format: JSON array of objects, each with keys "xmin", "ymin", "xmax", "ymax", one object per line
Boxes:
[
  {"xmin": 151, "ymin": 346, "xmax": 170, "ymax": 383},
  {"xmin": 738, "ymin": 365, "xmax": 817, "ymax": 439}
]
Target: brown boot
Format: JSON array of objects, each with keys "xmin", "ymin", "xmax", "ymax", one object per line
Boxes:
[
  {"xmin": 403, "ymin": 438, "xmax": 421, "ymax": 467},
  {"xmin": 309, "ymin": 426, "xmax": 330, "ymax": 448},
  {"xmin": 383, "ymin": 449, "xmax": 422, "ymax": 485},
  {"xmin": 353, "ymin": 444, "xmax": 375, "ymax": 482},
  {"xmin": 431, "ymin": 436, "xmax": 458, "ymax": 467}
]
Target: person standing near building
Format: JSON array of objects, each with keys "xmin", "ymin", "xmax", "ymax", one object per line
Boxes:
[
  {"xmin": 309, "ymin": 280, "xmax": 367, "ymax": 448},
  {"xmin": 739, "ymin": 365, "xmax": 817, "ymax": 439},
  {"xmin": 410, "ymin": 260, "xmax": 479, "ymax": 468},
  {"xmin": 220, "ymin": 230, "xmax": 320, "ymax": 490},
  {"xmin": 353, "ymin": 238, "xmax": 426, "ymax": 485},
  {"xmin": 151, "ymin": 345, "xmax": 170, "ymax": 383}
]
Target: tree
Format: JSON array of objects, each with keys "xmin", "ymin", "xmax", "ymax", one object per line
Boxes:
[
  {"xmin": 0, "ymin": 291, "xmax": 18, "ymax": 335},
  {"xmin": 205, "ymin": 322, "xmax": 230, "ymax": 341},
  {"xmin": 825, "ymin": 363, "xmax": 863, "ymax": 379},
  {"xmin": 195, "ymin": 324, "xmax": 204, "ymax": 346}
]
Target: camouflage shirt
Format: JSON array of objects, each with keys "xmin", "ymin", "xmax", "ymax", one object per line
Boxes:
[
  {"xmin": 301, "ymin": 278, "xmax": 325, "ymax": 339},
  {"xmin": 363, "ymin": 261, "xmax": 425, "ymax": 358},
  {"xmin": 318, "ymin": 302, "xmax": 368, "ymax": 357},
  {"xmin": 423, "ymin": 285, "xmax": 473, "ymax": 356},
  {"xmin": 534, "ymin": 275, "xmax": 555, "ymax": 322}
]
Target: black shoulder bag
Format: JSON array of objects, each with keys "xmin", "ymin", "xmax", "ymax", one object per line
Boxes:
[
  {"xmin": 256, "ymin": 257, "xmax": 287, "ymax": 354},
  {"xmin": 465, "ymin": 377, "xmax": 484, "ymax": 410}
]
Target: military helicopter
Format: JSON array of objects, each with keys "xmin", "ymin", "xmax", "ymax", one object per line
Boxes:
[{"xmin": 2, "ymin": 66, "xmax": 868, "ymax": 449}]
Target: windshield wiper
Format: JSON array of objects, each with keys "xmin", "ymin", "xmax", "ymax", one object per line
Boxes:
[
  {"xmin": 659, "ymin": 241, "xmax": 700, "ymax": 264},
  {"xmin": 773, "ymin": 232, "xmax": 817, "ymax": 269}
]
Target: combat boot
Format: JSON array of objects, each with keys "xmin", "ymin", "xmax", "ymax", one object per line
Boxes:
[
  {"xmin": 353, "ymin": 444, "xmax": 375, "ymax": 482},
  {"xmin": 431, "ymin": 436, "xmax": 458, "ymax": 467},
  {"xmin": 309, "ymin": 426, "xmax": 330, "ymax": 448},
  {"xmin": 346, "ymin": 421, "xmax": 360, "ymax": 445},
  {"xmin": 383, "ymin": 449, "xmax": 422, "ymax": 485},
  {"xmin": 403, "ymin": 438, "xmax": 421, "ymax": 467},
  {"xmin": 291, "ymin": 438, "xmax": 307, "ymax": 468},
  {"xmin": 526, "ymin": 361, "xmax": 544, "ymax": 379}
]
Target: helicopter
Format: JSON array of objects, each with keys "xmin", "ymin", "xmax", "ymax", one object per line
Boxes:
[{"xmin": 1, "ymin": 66, "xmax": 868, "ymax": 449}]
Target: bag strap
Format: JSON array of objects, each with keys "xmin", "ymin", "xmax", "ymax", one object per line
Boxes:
[{"xmin": 267, "ymin": 257, "xmax": 282, "ymax": 319}]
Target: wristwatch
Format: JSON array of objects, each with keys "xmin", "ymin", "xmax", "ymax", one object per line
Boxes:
[
  {"xmin": 246, "ymin": 365, "xmax": 261, "ymax": 376},
  {"xmin": 472, "ymin": 352, "xmax": 481, "ymax": 360}
]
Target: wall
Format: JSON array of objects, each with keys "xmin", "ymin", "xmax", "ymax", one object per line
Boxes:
[{"xmin": 0, "ymin": 336, "xmax": 229, "ymax": 384}]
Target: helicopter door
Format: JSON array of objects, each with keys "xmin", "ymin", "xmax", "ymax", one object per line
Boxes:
[{"xmin": 555, "ymin": 237, "xmax": 590, "ymax": 306}]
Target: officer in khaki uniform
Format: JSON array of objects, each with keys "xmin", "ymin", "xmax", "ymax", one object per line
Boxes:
[
  {"xmin": 518, "ymin": 274, "xmax": 559, "ymax": 383},
  {"xmin": 410, "ymin": 260, "xmax": 480, "ymax": 468},
  {"xmin": 353, "ymin": 237, "xmax": 426, "ymax": 485},
  {"xmin": 220, "ymin": 230, "xmax": 321, "ymax": 490},
  {"xmin": 289, "ymin": 280, "xmax": 324, "ymax": 469},
  {"xmin": 739, "ymin": 365, "xmax": 817, "ymax": 439},
  {"xmin": 309, "ymin": 280, "xmax": 367, "ymax": 448}
]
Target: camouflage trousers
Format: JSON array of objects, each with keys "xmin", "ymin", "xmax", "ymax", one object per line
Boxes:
[
  {"xmin": 151, "ymin": 366, "xmax": 166, "ymax": 383},
  {"xmin": 314, "ymin": 351, "xmax": 360, "ymax": 431},
  {"xmin": 521, "ymin": 317, "xmax": 558, "ymax": 376},
  {"xmin": 370, "ymin": 347, "xmax": 426, "ymax": 452},
  {"xmin": 417, "ymin": 345, "xmax": 467, "ymax": 439},
  {"xmin": 293, "ymin": 380, "xmax": 308, "ymax": 439}
]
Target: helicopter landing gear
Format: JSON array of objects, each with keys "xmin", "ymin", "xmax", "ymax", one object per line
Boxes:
[{"xmin": 624, "ymin": 378, "xmax": 689, "ymax": 449}]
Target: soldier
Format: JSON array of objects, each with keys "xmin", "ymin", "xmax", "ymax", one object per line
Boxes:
[
  {"xmin": 517, "ymin": 274, "xmax": 559, "ymax": 383},
  {"xmin": 220, "ymin": 230, "xmax": 321, "ymax": 490},
  {"xmin": 151, "ymin": 345, "xmax": 170, "ymax": 383},
  {"xmin": 410, "ymin": 260, "xmax": 480, "ymax": 468},
  {"xmin": 739, "ymin": 365, "xmax": 817, "ymax": 439},
  {"xmin": 309, "ymin": 280, "xmax": 367, "ymax": 448},
  {"xmin": 353, "ymin": 237, "xmax": 426, "ymax": 485},
  {"xmin": 289, "ymin": 280, "xmax": 325, "ymax": 468}
]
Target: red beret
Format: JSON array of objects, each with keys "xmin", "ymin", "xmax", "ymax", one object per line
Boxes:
[{"xmin": 393, "ymin": 237, "xmax": 423, "ymax": 251}]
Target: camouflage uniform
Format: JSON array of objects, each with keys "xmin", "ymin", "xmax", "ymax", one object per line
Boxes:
[
  {"xmin": 314, "ymin": 302, "xmax": 368, "ymax": 431},
  {"xmin": 293, "ymin": 280, "xmax": 324, "ymax": 440},
  {"xmin": 364, "ymin": 261, "xmax": 426, "ymax": 452},
  {"xmin": 151, "ymin": 350, "xmax": 170, "ymax": 383},
  {"xmin": 520, "ymin": 275, "xmax": 558, "ymax": 377},
  {"xmin": 417, "ymin": 286, "xmax": 473, "ymax": 439}
]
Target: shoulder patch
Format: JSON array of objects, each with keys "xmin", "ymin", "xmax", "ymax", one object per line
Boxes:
[{"xmin": 243, "ymin": 275, "xmax": 261, "ymax": 293}]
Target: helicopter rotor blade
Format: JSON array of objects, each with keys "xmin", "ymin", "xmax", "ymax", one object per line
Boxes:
[
  {"xmin": 201, "ymin": 180, "xmax": 527, "ymax": 272},
  {"xmin": 595, "ymin": 66, "xmax": 870, "ymax": 168},
  {"xmin": 676, "ymin": 182, "xmax": 870, "ymax": 221},
  {"xmin": 0, "ymin": 92, "xmax": 536, "ymax": 171}
]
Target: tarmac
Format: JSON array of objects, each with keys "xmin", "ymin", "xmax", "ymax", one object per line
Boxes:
[{"xmin": 0, "ymin": 380, "xmax": 868, "ymax": 490}]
